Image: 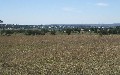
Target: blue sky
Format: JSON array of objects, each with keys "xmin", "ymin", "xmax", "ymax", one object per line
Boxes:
[{"xmin": 0, "ymin": 0, "xmax": 120, "ymax": 24}]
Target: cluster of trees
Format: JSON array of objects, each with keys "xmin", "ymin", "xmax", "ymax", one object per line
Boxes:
[
  {"xmin": 62, "ymin": 28, "xmax": 81, "ymax": 35},
  {"xmin": 1, "ymin": 26, "xmax": 120, "ymax": 36},
  {"xmin": 0, "ymin": 29, "xmax": 56, "ymax": 36},
  {"xmin": 63, "ymin": 26, "xmax": 120, "ymax": 35},
  {"xmin": 90, "ymin": 27, "xmax": 120, "ymax": 35}
]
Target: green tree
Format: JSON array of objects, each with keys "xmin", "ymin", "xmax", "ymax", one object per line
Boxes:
[
  {"xmin": 0, "ymin": 20, "xmax": 3, "ymax": 23},
  {"xmin": 4, "ymin": 30, "xmax": 14, "ymax": 36},
  {"xmin": 66, "ymin": 28, "xmax": 72, "ymax": 35},
  {"xmin": 40, "ymin": 29, "xmax": 48, "ymax": 35},
  {"xmin": 50, "ymin": 30, "xmax": 56, "ymax": 35},
  {"xmin": 25, "ymin": 30, "xmax": 33, "ymax": 35}
]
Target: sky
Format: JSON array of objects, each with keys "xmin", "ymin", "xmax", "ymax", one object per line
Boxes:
[{"xmin": 0, "ymin": 0, "xmax": 120, "ymax": 24}]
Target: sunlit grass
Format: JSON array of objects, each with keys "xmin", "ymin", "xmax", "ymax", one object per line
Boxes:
[{"xmin": 0, "ymin": 35, "xmax": 120, "ymax": 75}]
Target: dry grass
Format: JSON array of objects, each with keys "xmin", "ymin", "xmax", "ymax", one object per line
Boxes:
[{"xmin": 0, "ymin": 35, "xmax": 120, "ymax": 75}]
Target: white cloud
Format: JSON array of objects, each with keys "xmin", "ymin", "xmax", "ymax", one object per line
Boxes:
[{"xmin": 96, "ymin": 3, "xmax": 109, "ymax": 7}]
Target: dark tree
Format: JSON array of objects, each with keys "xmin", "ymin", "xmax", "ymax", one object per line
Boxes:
[
  {"xmin": 40, "ymin": 29, "xmax": 48, "ymax": 35},
  {"xmin": 50, "ymin": 30, "xmax": 56, "ymax": 35},
  {"xmin": 0, "ymin": 20, "xmax": 3, "ymax": 23},
  {"xmin": 25, "ymin": 30, "xmax": 33, "ymax": 35},
  {"xmin": 73, "ymin": 28, "xmax": 81, "ymax": 33},
  {"xmin": 4, "ymin": 30, "xmax": 14, "ymax": 36},
  {"xmin": 66, "ymin": 28, "xmax": 72, "ymax": 35}
]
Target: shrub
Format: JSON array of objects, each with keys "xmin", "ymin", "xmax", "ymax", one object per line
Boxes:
[
  {"xmin": 66, "ymin": 28, "xmax": 72, "ymax": 35},
  {"xmin": 50, "ymin": 30, "xmax": 56, "ymax": 35}
]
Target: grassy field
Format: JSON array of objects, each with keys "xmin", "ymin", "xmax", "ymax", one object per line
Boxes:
[{"xmin": 0, "ymin": 35, "xmax": 120, "ymax": 75}]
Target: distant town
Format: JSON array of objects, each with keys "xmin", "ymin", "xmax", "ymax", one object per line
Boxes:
[
  {"xmin": 1, "ymin": 20, "xmax": 120, "ymax": 35},
  {"xmin": 0, "ymin": 23, "xmax": 120, "ymax": 30}
]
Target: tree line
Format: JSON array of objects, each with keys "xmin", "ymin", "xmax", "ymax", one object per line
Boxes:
[{"xmin": 1, "ymin": 26, "xmax": 120, "ymax": 36}]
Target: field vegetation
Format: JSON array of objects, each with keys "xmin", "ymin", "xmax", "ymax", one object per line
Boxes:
[{"xmin": 0, "ymin": 35, "xmax": 120, "ymax": 75}]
